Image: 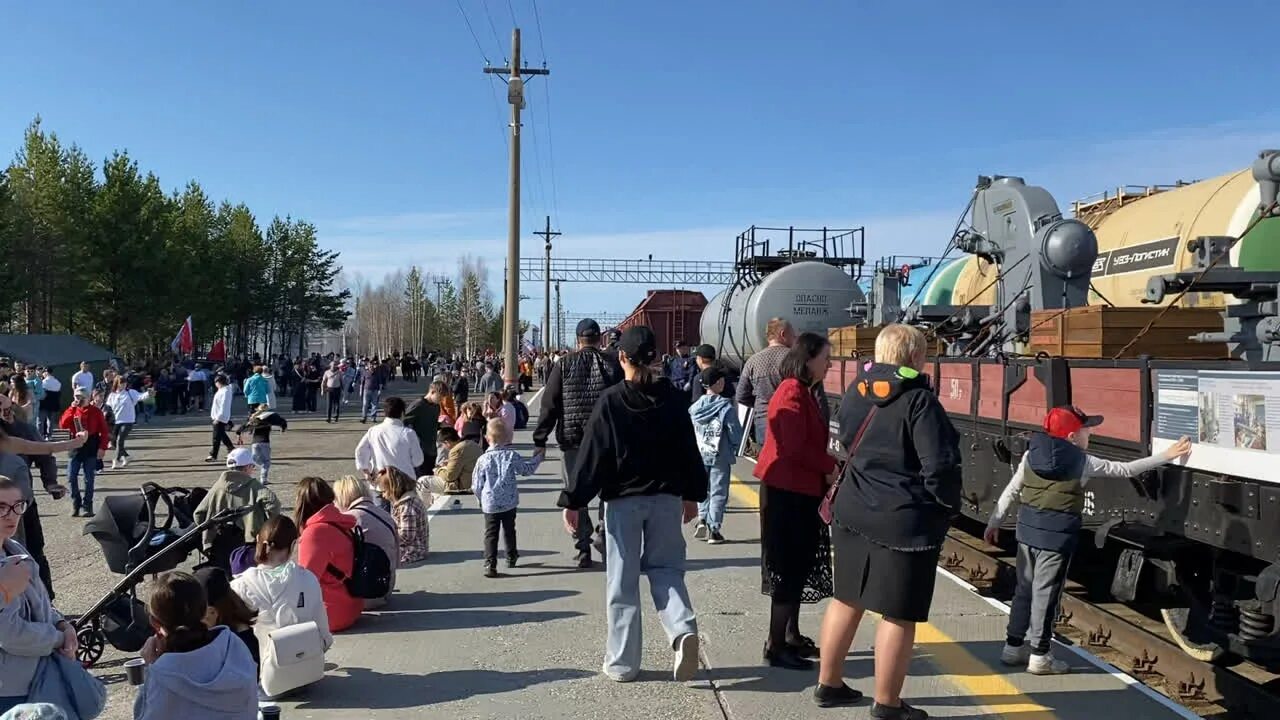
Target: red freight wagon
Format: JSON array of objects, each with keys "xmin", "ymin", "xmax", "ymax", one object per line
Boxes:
[{"xmin": 615, "ymin": 290, "xmax": 708, "ymax": 355}]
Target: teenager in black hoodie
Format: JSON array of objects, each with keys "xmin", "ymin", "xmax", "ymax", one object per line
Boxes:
[{"xmin": 557, "ymin": 326, "xmax": 708, "ymax": 685}]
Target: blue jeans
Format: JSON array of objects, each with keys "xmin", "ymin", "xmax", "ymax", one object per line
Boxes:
[
  {"xmin": 252, "ymin": 442, "xmax": 272, "ymax": 484},
  {"xmin": 362, "ymin": 390, "xmax": 380, "ymax": 420},
  {"xmin": 603, "ymin": 494, "xmax": 698, "ymax": 678},
  {"xmin": 698, "ymin": 463, "xmax": 731, "ymax": 532},
  {"xmin": 68, "ymin": 454, "xmax": 96, "ymax": 510}
]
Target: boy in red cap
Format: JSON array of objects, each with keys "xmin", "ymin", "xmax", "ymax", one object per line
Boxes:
[{"xmin": 984, "ymin": 405, "xmax": 1191, "ymax": 675}]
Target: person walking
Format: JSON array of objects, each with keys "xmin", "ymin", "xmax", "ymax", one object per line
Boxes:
[
  {"xmin": 105, "ymin": 376, "xmax": 148, "ymax": 469},
  {"xmin": 985, "ymin": 410, "xmax": 1192, "ymax": 675},
  {"xmin": 736, "ymin": 318, "xmax": 795, "ymax": 446},
  {"xmin": 533, "ymin": 319, "xmax": 623, "ymax": 569},
  {"xmin": 452, "ymin": 369, "xmax": 470, "ymax": 405},
  {"xmin": 233, "ymin": 404, "xmax": 288, "ymax": 485},
  {"xmin": 205, "ymin": 375, "xmax": 236, "ymax": 463},
  {"xmin": 36, "ymin": 369, "xmax": 61, "ymax": 441},
  {"xmin": 354, "ymin": 397, "xmax": 424, "ymax": 481},
  {"xmin": 814, "ymin": 325, "xmax": 963, "ymax": 718},
  {"xmin": 556, "ymin": 326, "xmax": 707, "ymax": 683},
  {"xmin": 304, "ymin": 361, "xmax": 322, "ymax": 414},
  {"xmin": 689, "ymin": 367, "xmax": 741, "ymax": 545},
  {"xmin": 358, "ymin": 360, "xmax": 382, "ymax": 424},
  {"xmin": 322, "ymin": 361, "xmax": 344, "ymax": 423},
  {"xmin": 188, "ymin": 364, "xmax": 209, "ymax": 412},
  {"xmin": 58, "ymin": 386, "xmax": 109, "ymax": 517},
  {"xmin": 473, "ymin": 418, "xmax": 542, "ymax": 577},
  {"xmin": 753, "ymin": 332, "xmax": 837, "ymax": 672},
  {"xmin": 477, "ymin": 363, "xmax": 504, "ymax": 395},
  {"xmin": 243, "ymin": 364, "xmax": 270, "ymax": 408}
]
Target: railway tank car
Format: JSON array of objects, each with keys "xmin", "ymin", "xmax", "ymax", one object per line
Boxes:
[
  {"xmin": 948, "ymin": 168, "xmax": 1280, "ymax": 308},
  {"xmin": 699, "ymin": 225, "xmax": 866, "ymax": 368}
]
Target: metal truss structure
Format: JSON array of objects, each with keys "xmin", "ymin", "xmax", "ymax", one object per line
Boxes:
[{"xmin": 518, "ymin": 257, "xmax": 735, "ymax": 284}]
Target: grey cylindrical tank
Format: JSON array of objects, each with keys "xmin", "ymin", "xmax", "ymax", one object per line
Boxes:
[{"xmin": 700, "ymin": 261, "xmax": 864, "ymax": 368}]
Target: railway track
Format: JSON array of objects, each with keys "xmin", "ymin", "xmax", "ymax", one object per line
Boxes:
[{"xmin": 939, "ymin": 529, "xmax": 1280, "ymax": 719}]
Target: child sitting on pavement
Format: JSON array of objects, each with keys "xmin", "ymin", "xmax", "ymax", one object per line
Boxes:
[
  {"xmin": 688, "ymin": 367, "xmax": 742, "ymax": 545},
  {"xmin": 984, "ymin": 405, "xmax": 1192, "ymax": 675},
  {"xmin": 471, "ymin": 418, "xmax": 542, "ymax": 578}
]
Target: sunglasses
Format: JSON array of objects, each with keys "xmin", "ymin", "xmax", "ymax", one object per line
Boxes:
[{"xmin": 0, "ymin": 500, "xmax": 29, "ymax": 518}]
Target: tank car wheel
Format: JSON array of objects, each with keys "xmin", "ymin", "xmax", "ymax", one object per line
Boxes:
[{"xmin": 76, "ymin": 624, "xmax": 106, "ymax": 668}]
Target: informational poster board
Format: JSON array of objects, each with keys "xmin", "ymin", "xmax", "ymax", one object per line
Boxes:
[{"xmin": 1152, "ymin": 369, "xmax": 1280, "ymax": 483}]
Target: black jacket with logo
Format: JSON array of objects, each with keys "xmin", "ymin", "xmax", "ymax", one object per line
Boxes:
[
  {"xmin": 532, "ymin": 347, "xmax": 623, "ymax": 450},
  {"xmin": 833, "ymin": 362, "xmax": 962, "ymax": 551}
]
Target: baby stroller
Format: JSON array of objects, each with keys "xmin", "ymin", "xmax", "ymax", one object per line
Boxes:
[{"xmin": 72, "ymin": 481, "xmax": 256, "ymax": 667}]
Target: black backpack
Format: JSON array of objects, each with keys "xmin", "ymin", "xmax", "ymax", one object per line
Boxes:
[
  {"xmin": 328, "ymin": 526, "xmax": 392, "ymax": 599},
  {"xmin": 514, "ymin": 400, "xmax": 529, "ymax": 430}
]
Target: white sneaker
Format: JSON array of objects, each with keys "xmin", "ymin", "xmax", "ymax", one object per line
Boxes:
[
  {"xmin": 1027, "ymin": 652, "xmax": 1071, "ymax": 675},
  {"xmin": 673, "ymin": 632, "xmax": 700, "ymax": 681},
  {"xmin": 119, "ymin": 455, "xmax": 130, "ymax": 467},
  {"xmin": 601, "ymin": 664, "xmax": 638, "ymax": 683},
  {"xmin": 693, "ymin": 522, "xmax": 708, "ymax": 540},
  {"xmin": 1000, "ymin": 643, "xmax": 1030, "ymax": 666},
  {"xmin": 109, "ymin": 459, "xmax": 118, "ymax": 470}
]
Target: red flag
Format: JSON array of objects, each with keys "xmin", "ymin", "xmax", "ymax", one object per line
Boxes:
[
  {"xmin": 207, "ymin": 339, "xmax": 226, "ymax": 362},
  {"xmin": 170, "ymin": 316, "xmax": 193, "ymax": 354}
]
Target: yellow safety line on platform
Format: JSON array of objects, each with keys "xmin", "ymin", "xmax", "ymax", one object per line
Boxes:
[{"xmin": 729, "ymin": 473, "xmax": 1058, "ymax": 718}]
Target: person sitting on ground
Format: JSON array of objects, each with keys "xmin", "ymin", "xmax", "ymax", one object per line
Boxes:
[
  {"xmin": 194, "ymin": 566, "xmax": 259, "ymax": 668},
  {"xmin": 333, "ymin": 474, "xmax": 398, "ymax": 608},
  {"xmin": 432, "ymin": 426, "xmax": 482, "ymax": 499},
  {"xmin": 985, "ymin": 408, "xmax": 1192, "ymax": 675},
  {"xmin": 506, "ymin": 387, "xmax": 529, "ymax": 430},
  {"xmin": 0, "ymin": 476, "xmax": 79, "ymax": 715},
  {"xmin": 194, "ymin": 447, "xmax": 282, "ymax": 572},
  {"xmin": 689, "ymin": 367, "xmax": 742, "ymax": 545},
  {"xmin": 458, "ymin": 402, "xmax": 488, "ymax": 449},
  {"xmin": 294, "ymin": 477, "xmax": 362, "ymax": 632},
  {"xmin": 231, "ymin": 516, "xmax": 333, "ymax": 698},
  {"xmin": 134, "ymin": 570, "xmax": 259, "ymax": 720},
  {"xmin": 378, "ymin": 467, "xmax": 428, "ymax": 564},
  {"xmin": 483, "ymin": 391, "xmax": 515, "ymax": 437},
  {"xmin": 472, "ymin": 418, "xmax": 542, "ymax": 577},
  {"xmin": 233, "ymin": 403, "xmax": 288, "ymax": 485}
]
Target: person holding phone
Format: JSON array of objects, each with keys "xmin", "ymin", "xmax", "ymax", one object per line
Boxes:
[{"xmin": 58, "ymin": 387, "xmax": 109, "ymax": 517}]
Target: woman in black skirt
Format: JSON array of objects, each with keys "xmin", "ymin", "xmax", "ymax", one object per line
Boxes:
[
  {"xmin": 751, "ymin": 333, "xmax": 837, "ymax": 671},
  {"xmin": 813, "ymin": 324, "xmax": 963, "ymax": 720}
]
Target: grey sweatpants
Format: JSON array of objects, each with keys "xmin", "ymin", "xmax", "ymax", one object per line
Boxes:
[{"xmin": 1006, "ymin": 543, "xmax": 1071, "ymax": 654}]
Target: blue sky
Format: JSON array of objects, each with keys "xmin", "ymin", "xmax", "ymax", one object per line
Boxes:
[{"xmin": 4, "ymin": 1, "xmax": 1280, "ymax": 325}]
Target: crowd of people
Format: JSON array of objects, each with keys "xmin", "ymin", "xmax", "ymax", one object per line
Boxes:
[{"xmin": 0, "ymin": 313, "xmax": 1201, "ymax": 720}]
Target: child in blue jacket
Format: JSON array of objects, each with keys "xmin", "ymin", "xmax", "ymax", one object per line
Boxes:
[{"xmin": 688, "ymin": 367, "xmax": 742, "ymax": 544}]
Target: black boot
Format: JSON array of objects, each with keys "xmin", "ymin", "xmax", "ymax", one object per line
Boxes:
[{"xmin": 763, "ymin": 644, "xmax": 813, "ymax": 670}]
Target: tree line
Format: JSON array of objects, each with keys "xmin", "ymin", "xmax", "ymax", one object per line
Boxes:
[
  {"xmin": 0, "ymin": 117, "xmax": 349, "ymax": 359},
  {"xmin": 343, "ymin": 256, "xmax": 529, "ymax": 361}
]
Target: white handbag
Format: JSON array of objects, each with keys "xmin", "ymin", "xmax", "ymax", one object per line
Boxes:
[{"xmin": 260, "ymin": 620, "xmax": 325, "ymax": 698}]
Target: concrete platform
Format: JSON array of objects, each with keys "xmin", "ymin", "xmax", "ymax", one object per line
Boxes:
[{"xmin": 38, "ymin": 381, "xmax": 1197, "ymax": 719}]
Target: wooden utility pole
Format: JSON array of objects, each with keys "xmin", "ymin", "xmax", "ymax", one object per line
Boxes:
[
  {"xmin": 533, "ymin": 215, "xmax": 561, "ymax": 352},
  {"xmin": 485, "ymin": 29, "xmax": 549, "ymax": 385}
]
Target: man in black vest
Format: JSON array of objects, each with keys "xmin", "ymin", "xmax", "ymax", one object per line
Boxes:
[{"xmin": 533, "ymin": 319, "xmax": 623, "ymax": 568}]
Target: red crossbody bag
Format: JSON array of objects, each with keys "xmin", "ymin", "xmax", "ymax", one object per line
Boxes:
[{"xmin": 818, "ymin": 405, "xmax": 878, "ymax": 525}]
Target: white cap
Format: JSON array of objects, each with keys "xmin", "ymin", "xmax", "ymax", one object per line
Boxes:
[{"xmin": 226, "ymin": 447, "xmax": 254, "ymax": 468}]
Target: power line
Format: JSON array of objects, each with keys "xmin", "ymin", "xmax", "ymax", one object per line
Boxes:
[
  {"xmin": 506, "ymin": 0, "xmax": 518, "ymax": 26},
  {"xmin": 531, "ymin": 0, "xmax": 548, "ymax": 62},
  {"xmin": 480, "ymin": 0, "xmax": 506, "ymax": 61},
  {"xmin": 541, "ymin": 75, "xmax": 560, "ymax": 224},
  {"xmin": 454, "ymin": 0, "xmax": 490, "ymax": 64}
]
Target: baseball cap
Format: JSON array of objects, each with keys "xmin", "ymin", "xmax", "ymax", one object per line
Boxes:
[
  {"xmin": 226, "ymin": 447, "xmax": 255, "ymax": 468},
  {"xmin": 700, "ymin": 366, "xmax": 726, "ymax": 388},
  {"xmin": 619, "ymin": 326, "xmax": 658, "ymax": 365},
  {"xmin": 695, "ymin": 344, "xmax": 716, "ymax": 360},
  {"xmin": 1043, "ymin": 405, "xmax": 1103, "ymax": 439},
  {"xmin": 576, "ymin": 318, "xmax": 601, "ymax": 338},
  {"xmin": 73, "ymin": 386, "xmax": 88, "ymax": 398}
]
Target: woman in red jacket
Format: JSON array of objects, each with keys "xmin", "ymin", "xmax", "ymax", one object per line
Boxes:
[
  {"xmin": 753, "ymin": 332, "xmax": 837, "ymax": 671},
  {"xmin": 294, "ymin": 476, "xmax": 363, "ymax": 632}
]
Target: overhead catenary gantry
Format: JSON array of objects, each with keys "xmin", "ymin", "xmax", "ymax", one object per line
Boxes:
[{"xmin": 517, "ymin": 257, "xmax": 735, "ymax": 284}]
